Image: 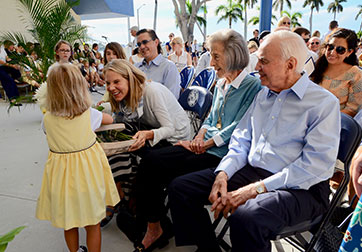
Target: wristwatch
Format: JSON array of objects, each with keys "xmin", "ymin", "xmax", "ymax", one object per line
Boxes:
[{"xmin": 255, "ymin": 182, "xmax": 266, "ymax": 194}]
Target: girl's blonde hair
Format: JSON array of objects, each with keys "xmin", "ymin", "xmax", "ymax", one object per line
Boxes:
[
  {"xmin": 104, "ymin": 59, "xmax": 145, "ymax": 112},
  {"xmin": 46, "ymin": 63, "xmax": 92, "ymax": 118}
]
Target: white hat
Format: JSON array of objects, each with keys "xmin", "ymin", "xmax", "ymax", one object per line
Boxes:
[{"xmin": 130, "ymin": 26, "xmax": 139, "ymax": 32}]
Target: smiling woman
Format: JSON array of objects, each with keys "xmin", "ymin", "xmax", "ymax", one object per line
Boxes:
[
  {"xmin": 101, "ymin": 59, "xmax": 191, "ymax": 231},
  {"xmin": 311, "ymin": 28, "xmax": 362, "ymax": 117}
]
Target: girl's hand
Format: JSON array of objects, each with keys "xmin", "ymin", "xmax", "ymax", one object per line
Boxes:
[
  {"xmin": 101, "ymin": 112, "xmax": 113, "ymax": 125},
  {"xmin": 128, "ymin": 130, "xmax": 154, "ymax": 152},
  {"xmin": 97, "ymin": 100, "xmax": 105, "ymax": 106}
]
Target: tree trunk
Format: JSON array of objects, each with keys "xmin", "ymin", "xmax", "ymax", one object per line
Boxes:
[
  {"xmin": 196, "ymin": 21, "xmax": 205, "ymax": 39},
  {"xmin": 334, "ymin": 12, "xmax": 336, "ymax": 21},
  {"xmin": 153, "ymin": 0, "xmax": 158, "ymax": 31},
  {"xmin": 172, "ymin": 0, "xmax": 208, "ymax": 42},
  {"xmin": 309, "ymin": 7, "xmax": 313, "ymax": 34},
  {"xmin": 244, "ymin": 0, "xmax": 247, "ymax": 39},
  {"xmin": 229, "ymin": 16, "xmax": 232, "ymax": 28}
]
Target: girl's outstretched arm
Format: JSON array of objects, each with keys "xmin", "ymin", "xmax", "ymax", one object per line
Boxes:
[{"xmin": 101, "ymin": 112, "xmax": 113, "ymax": 125}]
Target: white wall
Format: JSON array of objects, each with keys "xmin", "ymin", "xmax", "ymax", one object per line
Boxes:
[{"xmin": 0, "ymin": 0, "xmax": 81, "ymax": 42}]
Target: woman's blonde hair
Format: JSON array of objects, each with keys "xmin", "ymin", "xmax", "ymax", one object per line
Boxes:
[
  {"xmin": 46, "ymin": 63, "xmax": 91, "ymax": 118},
  {"xmin": 277, "ymin": 16, "xmax": 291, "ymax": 28},
  {"xmin": 104, "ymin": 59, "xmax": 146, "ymax": 112},
  {"xmin": 171, "ymin": 37, "xmax": 184, "ymax": 46}
]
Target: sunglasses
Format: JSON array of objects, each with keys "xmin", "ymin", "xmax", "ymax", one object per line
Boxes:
[
  {"xmin": 303, "ymin": 38, "xmax": 310, "ymax": 43},
  {"xmin": 283, "ymin": 22, "xmax": 291, "ymax": 25},
  {"xmin": 137, "ymin": 39, "xmax": 153, "ymax": 47},
  {"xmin": 311, "ymin": 42, "xmax": 320, "ymax": 45},
  {"xmin": 326, "ymin": 44, "xmax": 348, "ymax": 55}
]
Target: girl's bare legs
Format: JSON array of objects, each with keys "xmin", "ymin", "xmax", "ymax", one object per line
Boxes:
[
  {"xmin": 85, "ymin": 223, "xmax": 101, "ymax": 252},
  {"xmin": 64, "ymin": 228, "xmax": 79, "ymax": 252}
]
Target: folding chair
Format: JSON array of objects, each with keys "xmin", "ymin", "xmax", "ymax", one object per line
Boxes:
[
  {"xmin": 180, "ymin": 65, "xmax": 195, "ymax": 90},
  {"xmin": 178, "ymin": 86, "xmax": 213, "ymax": 136},
  {"xmin": 191, "ymin": 67, "xmax": 216, "ymax": 90},
  {"xmin": 213, "ymin": 112, "xmax": 362, "ymax": 252}
]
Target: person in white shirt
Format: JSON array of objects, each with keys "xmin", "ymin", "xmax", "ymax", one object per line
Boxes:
[
  {"xmin": 168, "ymin": 37, "xmax": 192, "ymax": 72},
  {"xmin": 191, "ymin": 39, "xmax": 199, "ymax": 66},
  {"xmin": 129, "ymin": 26, "xmax": 139, "ymax": 52}
]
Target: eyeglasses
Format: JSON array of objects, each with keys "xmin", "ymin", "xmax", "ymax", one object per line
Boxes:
[
  {"xmin": 303, "ymin": 38, "xmax": 310, "ymax": 43},
  {"xmin": 326, "ymin": 44, "xmax": 348, "ymax": 55},
  {"xmin": 283, "ymin": 22, "xmax": 291, "ymax": 25},
  {"xmin": 137, "ymin": 39, "xmax": 153, "ymax": 47},
  {"xmin": 311, "ymin": 42, "xmax": 320, "ymax": 45},
  {"xmin": 59, "ymin": 49, "xmax": 71, "ymax": 53}
]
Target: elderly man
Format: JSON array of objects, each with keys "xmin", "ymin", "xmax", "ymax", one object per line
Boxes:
[
  {"xmin": 168, "ymin": 31, "xmax": 341, "ymax": 252},
  {"xmin": 308, "ymin": 36, "xmax": 321, "ymax": 54},
  {"xmin": 129, "ymin": 25, "xmax": 139, "ymax": 51},
  {"xmin": 135, "ymin": 28, "xmax": 181, "ymax": 99}
]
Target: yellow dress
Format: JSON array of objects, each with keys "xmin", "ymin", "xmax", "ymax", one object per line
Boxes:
[{"xmin": 36, "ymin": 109, "xmax": 120, "ymax": 230}]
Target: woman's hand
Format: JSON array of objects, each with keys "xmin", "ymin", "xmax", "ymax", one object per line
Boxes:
[
  {"xmin": 128, "ymin": 130, "xmax": 154, "ymax": 152},
  {"xmin": 174, "ymin": 140, "xmax": 192, "ymax": 151},
  {"xmin": 190, "ymin": 137, "xmax": 207, "ymax": 154}
]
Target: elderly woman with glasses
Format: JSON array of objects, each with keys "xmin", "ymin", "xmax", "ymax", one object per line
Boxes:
[
  {"xmin": 168, "ymin": 36, "xmax": 192, "ymax": 72},
  {"xmin": 132, "ymin": 29, "xmax": 261, "ymax": 252},
  {"xmin": 311, "ymin": 28, "xmax": 362, "ymax": 117}
]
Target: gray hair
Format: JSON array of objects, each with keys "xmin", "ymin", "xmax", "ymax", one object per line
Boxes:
[
  {"xmin": 206, "ymin": 29, "xmax": 249, "ymax": 72},
  {"xmin": 264, "ymin": 31, "xmax": 309, "ymax": 73}
]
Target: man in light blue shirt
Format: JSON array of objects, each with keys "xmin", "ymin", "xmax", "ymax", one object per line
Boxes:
[
  {"xmin": 168, "ymin": 31, "xmax": 341, "ymax": 252},
  {"xmin": 135, "ymin": 29, "xmax": 181, "ymax": 99}
]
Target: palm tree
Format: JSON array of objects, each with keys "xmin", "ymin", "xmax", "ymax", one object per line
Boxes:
[
  {"xmin": 248, "ymin": 7, "xmax": 277, "ymax": 26},
  {"xmin": 215, "ymin": 0, "xmax": 243, "ymax": 29},
  {"xmin": 356, "ymin": 4, "xmax": 362, "ymax": 32},
  {"xmin": 186, "ymin": 0, "xmax": 207, "ymax": 39},
  {"xmin": 175, "ymin": 1, "xmax": 207, "ymax": 40},
  {"xmin": 327, "ymin": 0, "xmax": 346, "ymax": 20},
  {"xmin": 272, "ymin": 0, "xmax": 294, "ymax": 14},
  {"xmin": 280, "ymin": 10, "xmax": 302, "ymax": 28},
  {"xmin": 303, "ymin": 0, "xmax": 324, "ymax": 33},
  {"xmin": 1, "ymin": 0, "xmax": 87, "ymax": 84},
  {"xmin": 241, "ymin": 0, "xmax": 258, "ymax": 40}
]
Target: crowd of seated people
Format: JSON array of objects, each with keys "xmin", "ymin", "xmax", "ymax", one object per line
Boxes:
[{"xmin": 22, "ymin": 21, "xmax": 362, "ymax": 252}]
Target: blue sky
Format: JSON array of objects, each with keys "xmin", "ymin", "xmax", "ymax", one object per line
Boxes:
[{"xmin": 83, "ymin": 0, "xmax": 362, "ymax": 46}]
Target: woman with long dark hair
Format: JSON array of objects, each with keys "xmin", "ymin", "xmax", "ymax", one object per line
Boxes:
[{"xmin": 310, "ymin": 28, "xmax": 362, "ymax": 117}]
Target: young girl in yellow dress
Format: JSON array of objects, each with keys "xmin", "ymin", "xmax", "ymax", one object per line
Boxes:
[{"xmin": 36, "ymin": 63, "xmax": 120, "ymax": 252}]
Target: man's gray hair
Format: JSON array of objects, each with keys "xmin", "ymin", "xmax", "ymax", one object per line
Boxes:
[
  {"xmin": 206, "ymin": 29, "xmax": 249, "ymax": 72},
  {"xmin": 264, "ymin": 31, "xmax": 309, "ymax": 73}
]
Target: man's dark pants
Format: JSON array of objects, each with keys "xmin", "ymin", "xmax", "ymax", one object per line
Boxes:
[{"xmin": 168, "ymin": 164, "xmax": 330, "ymax": 252}]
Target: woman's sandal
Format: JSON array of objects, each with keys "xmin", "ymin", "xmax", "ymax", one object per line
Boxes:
[
  {"xmin": 100, "ymin": 206, "xmax": 116, "ymax": 227},
  {"xmin": 132, "ymin": 235, "xmax": 169, "ymax": 252}
]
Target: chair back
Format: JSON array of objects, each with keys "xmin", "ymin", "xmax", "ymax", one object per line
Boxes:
[
  {"xmin": 180, "ymin": 65, "xmax": 195, "ymax": 89},
  {"xmin": 178, "ymin": 86, "xmax": 213, "ymax": 135},
  {"xmin": 191, "ymin": 67, "xmax": 216, "ymax": 90}
]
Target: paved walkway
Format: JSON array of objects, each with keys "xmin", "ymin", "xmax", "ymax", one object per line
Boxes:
[{"xmin": 0, "ymin": 92, "xmax": 295, "ymax": 251}]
